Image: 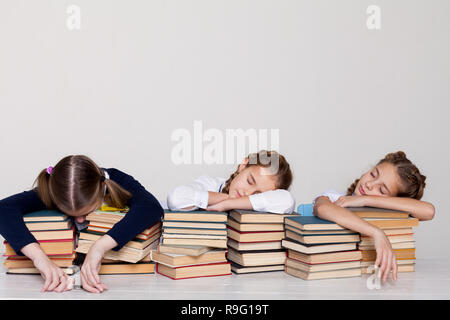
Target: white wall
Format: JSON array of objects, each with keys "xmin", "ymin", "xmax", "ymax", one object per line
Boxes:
[{"xmin": 0, "ymin": 0, "xmax": 449, "ymax": 258}]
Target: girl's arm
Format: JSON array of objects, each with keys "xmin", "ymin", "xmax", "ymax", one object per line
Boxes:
[
  {"xmin": 0, "ymin": 190, "xmax": 46, "ymax": 255},
  {"xmin": 104, "ymin": 168, "xmax": 164, "ymax": 251},
  {"xmin": 207, "ymin": 196, "xmax": 253, "ymax": 212},
  {"xmin": 207, "ymin": 189, "xmax": 295, "ymax": 214},
  {"xmin": 314, "ymin": 196, "xmax": 398, "ymax": 282},
  {"xmin": 79, "ymin": 168, "xmax": 164, "ymax": 293},
  {"xmin": 167, "ymin": 175, "xmax": 226, "ymax": 211},
  {"xmin": 22, "ymin": 242, "xmax": 71, "ymax": 292},
  {"xmin": 0, "ymin": 190, "xmax": 71, "ymax": 292},
  {"xmin": 334, "ymin": 195, "xmax": 435, "ymax": 221}
]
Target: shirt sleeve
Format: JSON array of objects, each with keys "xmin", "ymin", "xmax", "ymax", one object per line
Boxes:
[
  {"xmin": 166, "ymin": 175, "xmax": 225, "ymax": 211},
  {"xmin": 103, "ymin": 168, "xmax": 164, "ymax": 251},
  {"xmin": 0, "ymin": 190, "xmax": 47, "ymax": 255},
  {"xmin": 248, "ymin": 189, "xmax": 296, "ymax": 214},
  {"xmin": 312, "ymin": 189, "xmax": 346, "ymax": 206}
]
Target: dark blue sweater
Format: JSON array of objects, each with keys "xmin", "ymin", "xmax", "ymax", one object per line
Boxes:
[{"xmin": 0, "ymin": 168, "xmax": 163, "ymax": 255}]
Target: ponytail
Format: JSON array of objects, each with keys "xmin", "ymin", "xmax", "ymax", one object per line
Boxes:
[
  {"xmin": 33, "ymin": 169, "xmax": 54, "ymax": 209},
  {"xmin": 104, "ymin": 178, "xmax": 132, "ymax": 209},
  {"xmin": 346, "ymin": 178, "xmax": 360, "ymax": 196}
]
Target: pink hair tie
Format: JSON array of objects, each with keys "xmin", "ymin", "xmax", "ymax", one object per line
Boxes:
[{"xmin": 46, "ymin": 166, "xmax": 54, "ymax": 175}]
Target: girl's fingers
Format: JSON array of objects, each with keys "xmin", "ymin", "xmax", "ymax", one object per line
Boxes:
[
  {"xmin": 47, "ymin": 269, "xmax": 60, "ymax": 292},
  {"xmin": 392, "ymin": 255, "xmax": 398, "ymax": 281},
  {"xmin": 383, "ymin": 252, "xmax": 392, "ymax": 282},
  {"xmin": 374, "ymin": 251, "xmax": 381, "ymax": 270},
  {"xmin": 81, "ymin": 272, "xmax": 100, "ymax": 293},
  {"xmin": 87, "ymin": 267, "xmax": 103, "ymax": 292},
  {"xmin": 41, "ymin": 273, "xmax": 51, "ymax": 292},
  {"xmin": 85, "ymin": 265, "xmax": 104, "ymax": 293},
  {"xmin": 54, "ymin": 276, "xmax": 68, "ymax": 293},
  {"xmin": 378, "ymin": 251, "xmax": 387, "ymax": 280}
]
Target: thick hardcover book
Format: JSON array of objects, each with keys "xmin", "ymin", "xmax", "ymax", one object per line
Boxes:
[
  {"xmin": 229, "ymin": 210, "xmax": 299, "ymax": 224},
  {"xmin": 282, "ymin": 238, "xmax": 357, "ymax": 254},
  {"xmin": 23, "ymin": 210, "xmax": 68, "ymax": 222},
  {"xmin": 226, "ymin": 248, "xmax": 286, "ymax": 267},
  {"xmin": 227, "ymin": 226, "xmax": 285, "ymax": 243},
  {"xmin": 285, "ymin": 216, "xmax": 345, "ymax": 231},
  {"xmin": 230, "ymin": 262, "xmax": 285, "ymax": 274},
  {"xmin": 156, "ymin": 261, "xmax": 231, "ymax": 280},
  {"xmin": 162, "ymin": 220, "xmax": 227, "ymax": 230},
  {"xmin": 163, "ymin": 210, "xmax": 228, "ymax": 222},
  {"xmin": 284, "ymin": 229, "xmax": 360, "ymax": 245}
]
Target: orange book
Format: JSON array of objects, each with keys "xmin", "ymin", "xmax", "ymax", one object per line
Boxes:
[
  {"xmin": 4, "ymin": 252, "xmax": 76, "ymax": 268},
  {"xmin": 4, "ymin": 238, "xmax": 75, "ymax": 256},
  {"xmin": 361, "ymin": 248, "xmax": 416, "ymax": 261}
]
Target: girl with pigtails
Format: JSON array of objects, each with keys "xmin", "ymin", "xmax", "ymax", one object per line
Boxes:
[
  {"xmin": 0, "ymin": 155, "xmax": 163, "ymax": 293},
  {"xmin": 313, "ymin": 151, "xmax": 435, "ymax": 283},
  {"xmin": 167, "ymin": 150, "xmax": 296, "ymax": 214}
]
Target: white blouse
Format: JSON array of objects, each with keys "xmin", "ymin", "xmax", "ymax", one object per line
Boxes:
[
  {"xmin": 312, "ymin": 189, "xmax": 346, "ymax": 205},
  {"xmin": 167, "ymin": 175, "xmax": 296, "ymax": 214}
]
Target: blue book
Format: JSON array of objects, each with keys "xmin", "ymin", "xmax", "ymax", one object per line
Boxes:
[
  {"xmin": 297, "ymin": 203, "xmax": 314, "ymax": 216},
  {"xmin": 285, "ymin": 215, "xmax": 347, "ymax": 231}
]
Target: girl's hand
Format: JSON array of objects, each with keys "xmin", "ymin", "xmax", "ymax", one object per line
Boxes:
[
  {"xmin": 81, "ymin": 241, "xmax": 108, "ymax": 293},
  {"xmin": 334, "ymin": 195, "xmax": 369, "ymax": 208},
  {"xmin": 33, "ymin": 255, "xmax": 71, "ymax": 293},
  {"xmin": 372, "ymin": 229, "xmax": 398, "ymax": 282},
  {"xmin": 207, "ymin": 196, "xmax": 253, "ymax": 212},
  {"xmin": 207, "ymin": 200, "xmax": 229, "ymax": 212}
]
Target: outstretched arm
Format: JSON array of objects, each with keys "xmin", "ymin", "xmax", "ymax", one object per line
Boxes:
[
  {"xmin": 314, "ymin": 196, "xmax": 398, "ymax": 282},
  {"xmin": 333, "ymin": 195, "xmax": 435, "ymax": 221}
]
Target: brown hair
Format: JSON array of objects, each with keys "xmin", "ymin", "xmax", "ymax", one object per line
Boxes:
[
  {"xmin": 346, "ymin": 151, "xmax": 426, "ymax": 200},
  {"xmin": 33, "ymin": 155, "xmax": 131, "ymax": 214},
  {"xmin": 221, "ymin": 150, "xmax": 293, "ymax": 194}
]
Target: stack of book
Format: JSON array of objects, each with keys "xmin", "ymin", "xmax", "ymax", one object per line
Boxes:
[
  {"xmin": 226, "ymin": 209, "xmax": 299, "ymax": 274},
  {"xmin": 153, "ymin": 209, "xmax": 231, "ymax": 279},
  {"xmin": 75, "ymin": 205, "xmax": 161, "ymax": 274},
  {"xmin": 4, "ymin": 210, "xmax": 77, "ymax": 274},
  {"xmin": 282, "ymin": 215, "xmax": 362, "ymax": 280},
  {"xmin": 348, "ymin": 207, "xmax": 419, "ymax": 274}
]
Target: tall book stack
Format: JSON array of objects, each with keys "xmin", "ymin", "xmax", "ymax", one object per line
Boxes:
[
  {"xmin": 347, "ymin": 207, "xmax": 419, "ymax": 274},
  {"xmin": 226, "ymin": 210, "xmax": 299, "ymax": 274},
  {"xmin": 153, "ymin": 209, "xmax": 231, "ymax": 279},
  {"xmin": 3, "ymin": 210, "xmax": 77, "ymax": 274},
  {"xmin": 282, "ymin": 215, "xmax": 362, "ymax": 280},
  {"xmin": 75, "ymin": 205, "xmax": 161, "ymax": 274}
]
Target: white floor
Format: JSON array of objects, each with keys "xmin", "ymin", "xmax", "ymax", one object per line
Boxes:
[{"xmin": 0, "ymin": 257, "xmax": 448, "ymax": 300}]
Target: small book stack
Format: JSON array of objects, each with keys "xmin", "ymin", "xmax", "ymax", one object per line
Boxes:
[
  {"xmin": 75, "ymin": 205, "xmax": 161, "ymax": 274},
  {"xmin": 347, "ymin": 207, "xmax": 419, "ymax": 273},
  {"xmin": 154, "ymin": 209, "xmax": 231, "ymax": 279},
  {"xmin": 226, "ymin": 209, "xmax": 299, "ymax": 274},
  {"xmin": 3, "ymin": 210, "xmax": 77, "ymax": 275},
  {"xmin": 282, "ymin": 215, "xmax": 362, "ymax": 280}
]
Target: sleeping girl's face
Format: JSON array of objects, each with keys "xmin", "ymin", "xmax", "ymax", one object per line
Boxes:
[
  {"xmin": 354, "ymin": 162, "xmax": 403, "ymax": 197},
  {"xmin": 227, "ymin": 164, "xmax": 278, "ymax": 198}
]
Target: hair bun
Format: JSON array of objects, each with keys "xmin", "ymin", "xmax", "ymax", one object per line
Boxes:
[{"xmin": 384, "ymin": 151, "xmax": 407, "ymax": 162}]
